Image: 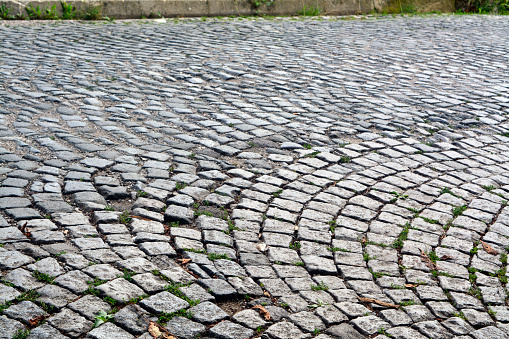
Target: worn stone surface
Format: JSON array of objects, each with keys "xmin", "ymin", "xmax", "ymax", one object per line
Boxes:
[
  {"xmin": 0, "ymin": 316, "xmax": 26, "ymax": 339},
  {"xmin": 0, "ymin": 15, "xmax": 508, "ymax": 339},
  {"xmin": 27, "ymin": 323, "xmax": 70, "ymax": 339},
  {"xmin": 4, "ymin": 301, "xmax": 46, "ymax": 324},
  {"xmin": 166, "ymin": 316, "xmax": 207, "ymax": 339},
  {"xmin": 96, "ymin": 278, "xmax": 146, "ymax": 303},
  {"xmin": 139, "ymin": 291, "xmax": 189, "ymax": 314},
  {"xmin": 47, "ymin": 308, "xmax": 93, "ymax": 338},
  {"xmin": 210, "ymin": 320, "xmax": 255, "ymax": 339},
  {"xmin": 189, "ymin": 301, "xmax": 229, "ymax": 324},
  {"xmin": 86, "ymin": 322, "xmax": 135, "ymax": 339}
]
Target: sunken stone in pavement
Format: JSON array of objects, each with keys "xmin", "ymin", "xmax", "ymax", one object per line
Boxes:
[{"xmin": 1, "ymin": 14, "xmax": 509, "ymax": 339}]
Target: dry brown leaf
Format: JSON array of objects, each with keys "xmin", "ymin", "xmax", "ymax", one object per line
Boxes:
[
  {"xmin": 440, "ymin": 255, "xmax": 453, "ymax": 260},
  {"xmin": 178, "ymin": 258, "xmax": 192, "ymax": 265},
  {"xmin": 20, "ymin": 222, "xmax": 30, "ymax": 237},
  {"xmin": 405, "ymin": 284, "xmax": 418, "ymax": 288},
  {"xmin": 358, "ymin": 297, "xmax": 399, "ymax": 308},
  {"xmin": 419, "ymin": 248, "xmax": 438, "ymax": 270},
  {"xmin": 252, "ymin": 305, "xmax": 271, "ymax": 320},
  {"xmin": 148, "ymin": 322, "xmax": 162, "ymax": 339},
  {"xmin": 263, "ymin": 291, "xmax": 271, "ymax": 298},
  {"xmin": 481, "ymin": 240, "xmax": 498, "ymax": 255},
  {"xmin": 131, "ymin": 215, "xmax": 153, "ymax": 221},
  {"xmin": 28, "ymin": 315, "xmax": 46, "ymax": 327}
]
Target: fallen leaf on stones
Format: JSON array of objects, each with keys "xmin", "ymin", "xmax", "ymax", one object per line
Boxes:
[
  {"xmin": 405, "ymin": 284, "xmax": 418, "ymax": 288},
  {"xmin": 419, "ymin": 248, "xmax": 438, "ymax": 270},
  {"xmin": 252, "ymin": 305, "xmax": 271, "ymax": 320},
  {"xmin": 358, "ymin": 297, "xmax": 399, "ymax": 308},
  {"xmin": 131, "ymin": 215, "xmax": 152, "ymax": 221},
  {"xmin": 481, "ymin": 240, "xmax": 498, "ymax": 255},
  {"xmin": 20, "ymin": 222, "xmax": 30, "ymax": 236},
  {"xmin": 263, "ymin": 291, "xmax": 271, "ymax": 298},
  {"xmin": 148, "ymin": 322, "xmax": 162, "ymax": 338},
  {"xmin": 440, "ymin": 255, "xmax": 453, "ymax": 260},
  {"xmin": 178, "ymin": 258, "xmax": 191, "ymax": 265},
  {"xmin": 29, "ymin": 315, "xmax": 46, "ymax": 327}
]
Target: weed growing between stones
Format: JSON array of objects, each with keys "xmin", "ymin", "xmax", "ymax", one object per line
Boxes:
[
  {"xmin": 175, "ymin": 182, "xmax": 188, "ymax": 190},
  {"xmin": 88, "ymin": 278, "xmax": 107, "ymax": 286},
  {"xmin": 162, "ymin": 281, "xmax": 200, "ymax": 307},
  {"xmin": 0, "ymin": 290, "xmax": 40, "ymax": 314},
  {"xmin": 289, "ymin": 241, "xmax": 301, "ymax": 250},
  {"xmin": 93, "ymin": 310, "xmax": 114, "ymax": 328},
  {"xmin": 392, "ymin": 223, "xmax": 410, "ymax": 249},
  {"xmin": 32, "ymin": 270, "xmax": 56, "ymax": 284},
  {"xmin": 83, "ymin": 285, "xmax": 100, "ymax": 296},
  {"xmin": 119, "ymin": 211, "xmax": 132, "ymax": 224},
  {"xmin": 420, "ymin": 216, "xmax": 439, "ymax": 224},
  {"xmin": 158, "ymin": 309, "xmax": 193, "ymax": 325},
  {"xmin": 120, "ymin": 269, "xmax": 137, "ymax": 281},
  {"xmin": 310, "ymin": 281, "xmax": 328, "ymax": 291},
  {"xmin": 12, "ymin": 330, "xmax": 30, "ymax": 339},
  {"xmin": 339, "ymin": 156, "xmax": 351, "ymax": 163},
  {"xmin": 208, "ymin": 253, "xmax": 230, "ymax": 260},
  {"xmin": 103, "ymin": 296, "xmax": 117, "ymax": 306},
  {"xmin": 452, "ymin": 204, "xmax": 467, "ymax": 217},
  {"xmin": 328, "ymin": 247, "xmax": 350, "ymax": 252},
  {"xmin": 483, "ymin": 185, "xmax": 496, "ymax": 192}
]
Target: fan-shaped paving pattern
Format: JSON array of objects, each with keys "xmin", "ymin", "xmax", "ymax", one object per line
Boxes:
[{"xmin": 0, "ymin": 14, "xmax": 509, "ymax": 339}]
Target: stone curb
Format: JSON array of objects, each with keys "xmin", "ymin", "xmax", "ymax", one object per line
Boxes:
[{"xmin": 1, "ymin": 0, "xmax": 454, "ymax": 19}]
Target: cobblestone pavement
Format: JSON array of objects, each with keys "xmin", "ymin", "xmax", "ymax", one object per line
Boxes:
[{"xmin": 1, "ymin": 14, "xmax": 509, "ymax": 339}]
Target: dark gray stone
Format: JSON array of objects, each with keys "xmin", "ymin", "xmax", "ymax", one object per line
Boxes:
[
  {"xmin": 210, "ymin": 320, "xmax": 254, "ymax": 339},
  {"xmin": 138, "ymin": 291, "xmax": 189, "ymax": 313},
  {"xmin": 4, "ymin": 301, "xmax": 46, "ymax": 324},
  {"xmin": 114, "ymin": 305, "xmax": 150, "ymax": 335},
  {"xmin": 189, "ymin": 301, "xmax": 229, "ymax": 324},
  {"xmin": 27, "ymin": 323, "xmax": 70, "ymax": 339},
  {"xmin": 166, "ymin": 316, "xmax": 207, "ymax": 339},
  {"xmin": 68, "ymin": 295, "xmax": 112, "ymax": 321},
  {"xmin": 96, "ymin": 278, "xmax": 146, "ymax": 303},
  {"xmin": 0, "ymin": 315, "xmax": 27, "ymax": 339},
  {"xmin": 47, "ymin": 308, "xmax": 93, "ymax": 338},
  {"xmin": 86, "ymin": 322, "xmax": 135, "ymax": 339}
]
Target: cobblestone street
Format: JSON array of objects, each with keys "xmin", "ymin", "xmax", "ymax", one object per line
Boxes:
[{"xmin": 1, "ymin": 14, "xmax": 509, "ymax": 339}]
